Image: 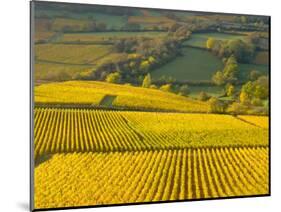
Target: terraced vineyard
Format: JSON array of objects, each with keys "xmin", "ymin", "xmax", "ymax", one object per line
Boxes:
[
  {"xmin": 35, "ymin": 147, "xmax": 269, "ymax": 208},
  {"xmin": 34, "ymin": 108, "xmax": 268, "ymax": 158}
]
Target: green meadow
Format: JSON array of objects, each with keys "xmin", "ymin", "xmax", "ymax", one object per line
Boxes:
[
  {"xmin": 151, "ymin": 47, "xmax": 223, "ymax": 81},
  {"xmin": 183, "ymin": 32, "xmax": 246, "ymax": 48}
]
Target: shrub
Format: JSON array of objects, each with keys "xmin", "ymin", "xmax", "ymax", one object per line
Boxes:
[{"xmin": 105, "ymin": 72, "xmax": 121, "ymax": 84}]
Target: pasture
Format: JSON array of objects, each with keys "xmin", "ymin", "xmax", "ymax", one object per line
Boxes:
[
  {"xmin": 151, "ymin": 47, "xmax": 223, "ymax": 81},
  {"xmin": 183, "ymin": 32, "xmax": 246, "ymax": 48},
  {"xmin": 239, "ymin": 63, "xmax": 269, "ymax": 81}
]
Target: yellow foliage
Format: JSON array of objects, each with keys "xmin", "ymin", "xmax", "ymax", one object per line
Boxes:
[{"xmin": 34, "ymin": 147, "xmax": 269, "ymax": 208}]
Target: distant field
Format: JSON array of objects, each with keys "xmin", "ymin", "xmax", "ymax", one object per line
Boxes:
[
  {"xmin": 34, "ymin": 62, "xmax": 94, "ymax": 81},
  {"xmin": 34, "ymin": 108, "xmax": 269, "ymax": 157},
  {"xmin": 34, "ymin": 81, "xmax": 209, "ymax": 113},
  {"xmin": 35, "ymin": 18, "xmax": 52, "ymax": 32},
  {"xmin": 183, "ymin": 32, "xmax": 246, "ymax": 48},
  {"xmin": 128, "ymin": 16, "xmax": 174, "ymax": 28},
  {"xmin": 35, "ymin": 32, "xmax": 55, "ymax": 42},
  {"xmin": 35, "ymin": 147, "xmax": 268, "ymax": 208},
  {"xmin": 253, "ymin": 51, "xmax": 269, "ymax": 65},
  {"xmin": 52, "ymin": 18, "xmax": 91, "ymax": 31},
  {"xmin": 35, "ymin": 44, "xmax": 112, "ymax": 64},
  {"xmin": 239, "ymin": 63, "xmax": 269, "ymax": 80},
  {"xmin": 61, "ymin": 31, "xmax": 167, "ymax": 43},
  {"xmin": 151, "ymin": 47, "xmax": 223, "ymax": 81}
]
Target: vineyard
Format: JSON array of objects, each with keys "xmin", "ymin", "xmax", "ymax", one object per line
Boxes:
[
  {"xmin": 34, "ymin": 108, "xmax": 268, "ymax": 158},
  {"xmin": 34, "ymin": 81, "xmax": 209, "ymax": 113},
  {"xmin": 237, "ymin": 115, "xmax": 269, "ymax": 128},
  {"xmin": 35, "ymin": 147, "xmax": 269, "ymax": 209}
]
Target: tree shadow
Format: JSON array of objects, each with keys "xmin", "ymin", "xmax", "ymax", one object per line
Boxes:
[{"xmin": 35, "ymin": 154, "xmax": 53, "ymax": 167}]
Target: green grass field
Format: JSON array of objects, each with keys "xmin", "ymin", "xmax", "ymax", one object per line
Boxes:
[
  {"xmin": 188, "ymin": 85, "xmax": 225, "ymax": 98},
  {"xmin": 239, "ymin": 63, "xmax": 269, "ymax": 81},
  {"xmin": 34, "ymin": 81, "xmax": 209, "ymax": 113},
  {"xmin": 151, "ymin": 47, "xmax": 223, "ymax": 81},
  {"xmin": 183, "ymin": 32, "xmax": 246, "ymax": 48}
]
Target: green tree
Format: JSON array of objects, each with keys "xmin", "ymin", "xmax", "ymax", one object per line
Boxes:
[
  {"xmin": 212, "ymin": 71, "xmax": 225, "ymax": 85},
  {"xmin": 142, "ymin": 73, "xmax": 152, "ymax": 88},
  {"xmin": 240, "ymin": 90, "xmax": 251, "ymax": 105},
  {"xmin": 249, "ymin": 70, "xmax": 261, "ymax": 81},
  {"xmin": 139, "ymin": 60, "xmax": 150, "ymax": 72},
  {"xmin": 105, "ymin": 72, "xmax": 121, "ymax": 83},
  {"xmin": 198, "ymin": 91, "xmax": 210, "ymax": 101},
  {"xmin": 225, "ymin": 83, "xmax": 235, "ymax": 97},
  {"xmin": 208, "ymin": 97, "xmax": 225, "ymax": 113},
  {"xmin": 178, "ymin": 85, "xmax": 189, "ymax": 96},
  {"xmin": 160, "ymin": 84, "xmax": 172, "ymax": 92}
]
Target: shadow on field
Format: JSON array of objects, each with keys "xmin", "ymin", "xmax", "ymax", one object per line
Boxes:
[{"xmin": 35, "ymin": 154, "xmax": 53, "ymax": 167}]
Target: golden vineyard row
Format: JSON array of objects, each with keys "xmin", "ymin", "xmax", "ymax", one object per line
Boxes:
[
  {"xmin": 35, "ymin": 147, "xmax": 269, "ymax": 209},
  {"xmin": 34, "ymin": 108, "xmax": 268, "ymax": 157}
]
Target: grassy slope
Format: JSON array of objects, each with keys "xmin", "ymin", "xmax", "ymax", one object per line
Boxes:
[{"xmin": 34, "ymin": 81, "xmax": 209, "ymax": 113}]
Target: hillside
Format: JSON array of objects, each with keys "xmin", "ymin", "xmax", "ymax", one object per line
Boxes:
[{"xmin": 34, "ymin": 81, "xmax": 209, "ymax": 113}]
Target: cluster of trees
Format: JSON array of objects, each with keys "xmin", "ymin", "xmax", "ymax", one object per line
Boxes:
[
  {"xmin": 212, "ymin": 55, "xmax": 239, "ymax": 85},
  {"xmin": 206, "ymin": 38, "xmax": 255, "ymax": 63},
  {"xmin": 168, "ymin": 24, "xmax": 192, "ymax": 41},
  {"xmin": 74, "ymin": 36, "xmax": 183, "ymax": 84},
  {"xmin": 141, "ymin": 73, "xmax": 190, "ymax": 96},
  {"xmin": 239, "ymin": 76, "xmax": 269, "ymax": 106}
]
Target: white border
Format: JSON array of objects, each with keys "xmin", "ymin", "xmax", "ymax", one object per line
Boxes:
[{"xmin": 0, "ymin": 0, "xmax": 280, "ymax": 211}]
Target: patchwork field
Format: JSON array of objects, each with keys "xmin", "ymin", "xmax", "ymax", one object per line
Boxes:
[
  {"xmin": 183, "ymin": 32, "xmax": 246, "ymax": 48},
  {"xmin": 34, "ymin": 81, "xmax": 209, "ymax": 112},
  {"xmin": 33, "ymin": 3, "xmax": 270, "ymax": 210},
  {"xmin": 151, "ymin": 47, "xmax": 223, "ymax": 81}
]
